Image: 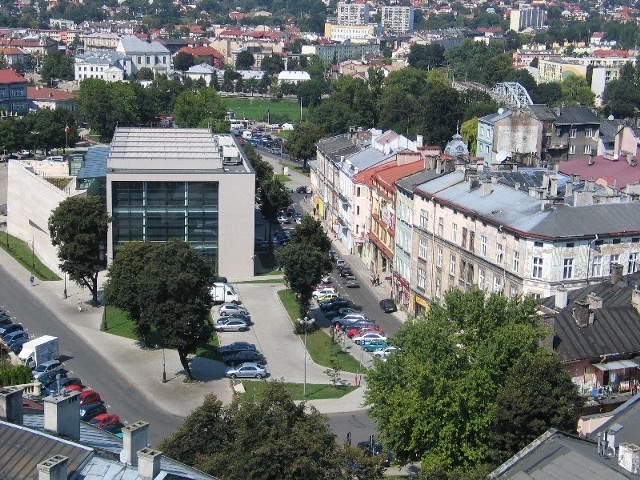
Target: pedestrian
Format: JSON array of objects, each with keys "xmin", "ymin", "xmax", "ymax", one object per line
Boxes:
[
  {"xmin": 77, "ymin": 300, "xmax": 82, "ymax": 312},
  {"xmin": 29, "ymin": 274, "xmax": 34, "ymax": 286}
]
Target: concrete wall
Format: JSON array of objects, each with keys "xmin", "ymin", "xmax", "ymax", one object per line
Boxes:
[{"xmin": 7, "ymin": 161, "xmax": 75, "ymax": 277}]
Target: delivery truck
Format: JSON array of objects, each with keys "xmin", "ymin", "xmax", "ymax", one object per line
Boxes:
[
  {"xmin": 18, "ymin": 335, "xmax": 59, "ymax": 369},
  {"xmin": 211, "ymin": 283, "xmax": 240, "ymax": 305}
]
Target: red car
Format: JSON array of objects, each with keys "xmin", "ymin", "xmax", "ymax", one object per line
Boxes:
[
  {"xmin": 88, "ymin": 413, "xmax": 120, "ymax": 430},
  {"xmin": 63, "ymin": 384, "xmax": 84, "ymax": 394},
  {"xmin": 79, "ymin": 389, "xmax": 102, "ymax": 406},
  {"xmin": 346, "ymin": 325, "xmax": 384, "ymax": 338}
]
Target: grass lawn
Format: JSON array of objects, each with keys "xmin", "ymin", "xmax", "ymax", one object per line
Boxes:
[
  {"xmin": 103, "ymin": 306, "xmax": 220, "ymax": 360},
  {"xmin": 274, "ymin": 173, "xmax": 291, "ymax": 183},
  {"xmin": 278, "ymin": 290, "xmax": 363, "ymax": 373},
  {"xmin": 239, "ymin": 380, "xmax": 356, "ymax": 401},
  {"xmin": 225, "ymin": 97, "xmax": 303, "ymax": 123},
  {"xmin": 0, "ymin": 232, "xmax": 60, "ymax": 281}
]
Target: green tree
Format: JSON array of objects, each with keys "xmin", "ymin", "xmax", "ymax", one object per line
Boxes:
[
  {"xmin": 135, "ymin": 67, "xmax": 154, "ymax": 81},
  {"xmin": 173, "ymin": 51, "xmax": 195, "ymax": 72},
  {"xmin": 159, "ymin": 383, "xmax": 343, "ymax": 479},
  {"xmin": 285, "ymin": 121, "xmax": 324, "ymax": 169},
  {"xmin": 276, "ymin": 241, "xmax": 332, "ymax": 318},
  {"xmin": 22, "ymin": 108, "xmax": 78, "ymax": 153},
  {"xmin": 603, "ymin": 77, "xmax": 640, "ymax": 118},
  {"xmin": 291, "ymin": 215, "xmax": 331, "ymax": 255},
  {"xmin": 0, "ymin": 118, "xmax": 22, "ymax": 153},
  {"xmin": 560, "ymin": 74, "xmax": 595, "ymax": 106},
  {"xmin": 259, "ymin": 177, "xmax": 291, "ymax": 221},
  {"xmin": 40, "ymin": 50, "xmax": 73, "ymax": 85},
  {"xmin": 235, "ymin": 50, "xmax": 255, "ymax": 70},
  {"xmin": 532, "ymin": 82, "xmax": 563, "ymax": 106},
  {"xmin": 48, "ymin": 196, "xmax": 111, "ymax": 306},
  {"xmin": 172, "ymin": 87, "xmax": 228, "ymax": 130},
  {"xmin": 490, "ymin": 351, "xmax": 582, "ymax": 464},
  {"xmin": 260, "ymin": 52, "xmax": 285, "ymax": 75},
  {"xmin": 408, "ymin": 43, "xmax": 446, "ymax": 70},
  {"xmin": 365, "ymin": 288, "xmax": 543, "ymax": 470},
  {"xmin": 243, "ymin": 144, "xmax": 274, "ymax": 190},
  {"xmin": 460, "ymin": 117, "xmax": 478, "ymax": 155}
]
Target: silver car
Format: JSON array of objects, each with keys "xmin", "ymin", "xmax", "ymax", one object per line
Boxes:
[
  {"xmin": 224, "ymin": 362, "xmax": 268, "ymax": 379},
  {"xmin": 219, "ymin": 303, "xmax": 249, "ymax": 317},
  {"xmin": 214, "ymin": 318, "xmax": 249, "ymax": 332}
]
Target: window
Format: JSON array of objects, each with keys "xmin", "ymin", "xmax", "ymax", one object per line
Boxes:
[
  {"xmin": 555, "ymin": 127, "xmax": 562, "ymax": 137},
  {"xmin": 569, "ymin": 145, "xmax": 576, "ymax": 155},
  {"xmin": 437, "ymin": 246, "xmax": 443, "ymax": 268},
  {"xmin": 417, "ymin": 268, "xmax": 426, "ymax": 290},
  {"xmin": 469, "ymin": 231, "xmax": 475, "ymax": 252},
  {"xmin": 418, "ymin": 238, "xmax": 427, "ymax": 260},
  {"xmin": 563, "ymin": 258, "xmax": 573, "ymax": 279},
  {"xmin": 481, "ymin": 235, "xmax": 487, "ymax": 257},
  {"xmin": 419, "ymin": 209, "xmax": 428, "ymax": 229},
  {"xmin": 356, "ymin": 206, "xmax": 360, "ymax": 215},
  {"xmin": 628, "ymin": 253, "xmax": 639, "ymax": 273},
  {"xmin": 462, "ymin": 227, "xmax": 468, "ymax": 248},
  {"xmin": 450, "ymin": 254, "xmax": 456, "ymax": 275},
  {"xmin": 532, "ymin": 257, "xmax": 543, "ymax": 279},
  {"xmin": 584, "ymin": 144, "xmax": 592, "ymax": 155},
  {"xmin": 592, "ymin": 255, "xmax": 602, "ymax": 277},
  {"xmin": 586, "ymin": 128, "xmax": 593, "ymax": 138},
  {"xmin": 534, "ymin": 241, "xmax": 543, "ymax": 247},
  {"xmin": 493, "ymin": 275, "xmax": 502, "ymax": 292},
  {"xmin": 610, "ymin": 254, "xmax": 620, "ymax": 268},
  {"xmin": 478, "ymin": 268, "xmax": 485, "ymax": 288},
  {"xmin": 452, "ymin": 223, "xmax": 458, "ymax": 243},
  {"xmin": 570, "ymin": 128, "xmax": 577, "ymax": 138},
  {"xmin": 438, "ymin": 217, "xmax": 444, "ymax": 236},
  {"xmin": 496, "ymin": 242, "xmax": 503, "ymax": 264},
  {"xmin": 512, "ymin": 251, "xmax": 520, "ymax": 272},
  {"xmin": 510, "ymin": 285, "xmax": 518, "ymax": 298}
]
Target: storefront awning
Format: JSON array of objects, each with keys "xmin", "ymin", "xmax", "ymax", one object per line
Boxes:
[{"xmin": 593, "ymin": 360, "xmax": 639, "ymax": 372}]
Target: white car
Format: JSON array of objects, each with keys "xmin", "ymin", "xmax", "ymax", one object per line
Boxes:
[
  {"xmin": 373, "ymin": 346, "xmax": 398, "ymax": 360},
  {"xmin": 353, "ymin": 332, "xmax": 387, "ymax": 345},
  {"xmin": 313, "ymin": 286, "xmax": 336, "ymax": 298},
  {"xmin": 219, "ymin": 303, "xmax": 249, "ymax": 317}
]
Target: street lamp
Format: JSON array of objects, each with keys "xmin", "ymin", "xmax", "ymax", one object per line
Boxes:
[
  {"xmin": 63, "ymin": 272, "xmax": 67, "ymax": 299},
  {"xmin": 161, "ymin": 345, "xmax": 167, "ymax": 383},
  {"xmin": 303, "ymin": 318, "xmax": 308, "ymax": 400}
]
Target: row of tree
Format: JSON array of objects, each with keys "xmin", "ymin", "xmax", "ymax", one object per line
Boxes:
[{"xmin": 0, "ymin": 107, "xmax": 78, "ymax": 155}]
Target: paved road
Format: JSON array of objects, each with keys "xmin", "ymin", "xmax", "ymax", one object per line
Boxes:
[{"xmin": 0, "ymin": 266, "xmax": 183, "ymax": 446}]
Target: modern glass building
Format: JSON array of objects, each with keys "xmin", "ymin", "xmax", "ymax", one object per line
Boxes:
[{"xmin": 106, "ymin": 128, "xmax": 255, "ymax": 278}]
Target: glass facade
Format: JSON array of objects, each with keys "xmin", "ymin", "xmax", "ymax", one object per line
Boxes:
[{"xmin": 112, "ymin": 181, "xmax": 219, "ymax": 268}]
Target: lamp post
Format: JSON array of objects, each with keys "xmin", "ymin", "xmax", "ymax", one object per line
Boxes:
[
  {"xmin": 63, "ymin": 272, "xmax": 67, "ymax": 299},
  {"xmin": 303, "ymin": 319, "xmax": 308, "ymax": 400},
  {"xmin": 162, "ymin": 346, "xmax": 167, "ymax": 383},
  {"xmin": 30, "ymin": 236, "xmax": 34, "ymax": 272}
]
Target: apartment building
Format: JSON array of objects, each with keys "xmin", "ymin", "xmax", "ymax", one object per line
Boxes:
[
  {"xmin": 302, "ymin": 40, "xmax": 381, "ymax": 64},
  {"xmin": 509, "ymin": 6, "xmax": 546, "ymax": 32},
  {"xmin": 74, "ymin": 50, "xmax": 129, "ymax": 82},
  {"xmin": 381, "ymin": 6, "xmax": 415, "ymax": 34},
  {"xmin": 336, "ymin": 2, "xmax": 370, "ymax": 25},
  {"xmin": 400, "ymin": 165, "xmax": 640, "ymax": 316},
  {"xmin": 323, "ymin": 24, "xmax": 379, "ymax": 42},
  {"xmin": 0, "ymin": 69, "xmax": 28, "ymax": 116},
  {"xmin": 116, "ymin": 36, "xmax": 171, "ymax": 77},
  {"xmin": 477, "ymin": 108, "xmax": 543, "ymax": 165}
]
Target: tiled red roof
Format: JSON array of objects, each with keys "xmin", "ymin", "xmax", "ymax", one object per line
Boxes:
[
  {"xmin": 593, "ymin": 49, "xmax": 628, "ymax": 58},
  {"xmin": 559, "ymin": 155, "xmax": 640, "ymax": 190},
  {"xmin": 0, "ymin": 69, "xmax": 26, "ymax": 84},
  {"xmin": 0, "ymin": 47, "xmax": 24, "ymax": 55},
  {"xmin": 177, "ymin": 46, "xmax": 223, "ymax": 59},
  {"xmin": 28, "ymin": 86, "xmax": 75, "ymax": 101}
]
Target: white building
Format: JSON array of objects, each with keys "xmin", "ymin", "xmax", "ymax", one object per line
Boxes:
[
  {"xmin": 116, "ymin": 36, "xmax": 171, "ymax": 77},
  {"xmin": 381, "ymin": 6, "xmax": 415, "ymax": 34},
  {"xmin": 184, "ymin": 63, "xmax": 218, "ymax": 83},
  {"xmin": 74, "ymin": 50, "xmax": 129, "ymax": 82},
  {"xmin": 336, "ymin": 2, "xmax": 370, "ymax": 25},
  {"xmin": 510, "ymin": 7, "xmax": 546, "ymax": 32},
  {"xmin": 277, "ymin": 70, "xmax": 311, "ymax": 85}
]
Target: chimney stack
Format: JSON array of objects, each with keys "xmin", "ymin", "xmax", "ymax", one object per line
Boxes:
[
  {"xmin": 618, "ymin": 443, "xmax": 640, "ymax": 474},
  {"xmin": 610, "ymin": 262, "xmax": 623, "ymax": 285},
  {"xmin": 44, "ymin": 392, "xmax": 80, "ymax": 441},
  {"xmin": 138, "ymin": 448, "xmax": 162, "ymax": 479},
  {"xmin": 565, "ymin": 181, "xmax": 573, "ymax": 197},
  {"xmin": 549, "ymin": 176, "xmax": 558, "ymax": 197},
  {"xmin": 632, "ymin": 285, "xmax": 640, "ymax": 314},
  {"xmin": 573, "ymin": 300, "xmax": 593, "ymax": 328},
  {"xmin": 37, "ymin": 455, "xmax": 69, "ymax": 480},
  {"xmin": 554, "ymin": 286, "xmax": 568, "ymax": 310},
  {"xmin": 416, "ymin": 134, "xmax": 423, "ymax": 148},
  {"xmin": 0, "ymin": 387, "xmax": 23, "ymax": 425},
  {"xmin": 481, "ymin": 181, "xmax": 492, "ymax": 197},
  {"xmin": 122, "ymin": 421, "xmax": 150, "ymax": 466},
  {"xmin": 587, "ymin": 292, "xmax": 603, "ymax": 310},
  {"xmin": 538, "ymin": 313, "xmax": 555, "ymax": 351}
]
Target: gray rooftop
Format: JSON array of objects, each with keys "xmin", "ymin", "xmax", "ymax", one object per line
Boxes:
[
  {"xmin": 479, "ymin": 108, "xmax": 512, "ymax": 124},
  {"xmin": 554, "ymin": 106, "xmax": 600, "ymax": 125},
  {"xmin": 76, "ymin": 50, "xmax": 129, "ymax": 65},
  {"xmin": 77, "ymin": 147, "xmax": 109, "ymax": 180},
  {"xmin": 396, "ymin": 168, "xmax": 443, "ymax": 196},
  {"xmin": 118, "ymin": 36, "xmax": 170, "ymax": 55},
  {"xmin": 340, "ymin": 147, "xmax": 390, "ymax": 178},
  {"xmin": 528, "ymin": 104, "xmax": 557, "ymax": 122},
  {"xmin": 317, "ymin": 135, "xmax": 361, "ymax": 163}
]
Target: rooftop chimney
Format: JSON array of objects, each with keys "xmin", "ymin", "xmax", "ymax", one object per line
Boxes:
[
  {"xmin": 555, "ymin": 286, "xmax": 568, "ymax": 310},
  {"xmin": 468, "ymin": 174, "xmax": 480, "ymax": 191},
  {"xmin": 610, "ymin": 262, "xmax": 623, "ymax": 285},
  {"xmin": 481, "ymin": 181, "xmax": 492, "ymax": 197},
  {"xmin": 618, "ymin": 443, "xmax": 640, "ymax": 474},
  {"xmin": 632, "ymin": 285, "xmax": 640, "ymax": 314},
  {"xmin": 0, "ymin": 386, "xmax": 23, "ymax": 425},
  {"xmin": 416, "ymin": 134, "xmax": 423, "ymax": 148},
  {"xmin": 138, "ymin": 448, "xmax": 162, "ymax": 479},
  {"xmin": 573, "ymin": 300, "xmax": 593, "ymax": 328},
  {"xmin": 565, "ymin": 181, "xmax": 573, "ymax": 197},
  {"xmin": 122, "ymin": 421, "xmax": 149, "ymax": 466},
  {"xmin": 589, "ymin": 154, "xmax": 594, "ymax": 166},
  {"xmin": 587, "ymin": 292, "xmax": 603, "ymax": 310},
  {"xmin": 549, "ymin": 176, "xmax": 558, "ymax": 197},
  {"xmin": 44, "ymin": 392, "xmax": 80, "ymax": 441},
  {"xmin": 542, "ymin": 172, "xmax": 550, "ymax": 190},
  {"xmin": 37, "ymin": 455, "xmax": 68, "ymax": 480}
]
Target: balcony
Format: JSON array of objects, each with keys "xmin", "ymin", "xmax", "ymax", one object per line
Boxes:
[{"xmin": 548, "ymin": 140, "xmax": 568, "ymax": 149}]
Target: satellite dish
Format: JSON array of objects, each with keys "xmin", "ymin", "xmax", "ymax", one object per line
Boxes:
[
  {"xmin": 498, "ymin": 108, "xmax": 505, "ymax": 115},
  {"xmin": 608, "ymin": 115, "xmax": 614, "ymax": 121},
  {"xmin": 496, "ymin": 150, "xmax": 509, "ymax": 162}
]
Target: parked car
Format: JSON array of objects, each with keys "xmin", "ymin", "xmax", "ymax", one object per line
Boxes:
[
  {"xmin": 8, "ymin": 337, "xmax": 29, "ymax": 354},
  {"xmin": 316, "ymin": 292, "xmax": 339, "ymax": 303},
  {"xmin": 32, "ymin": 359, "xmax": 63, "ymax": 380},
  {"xmin": 357, "ymin": 440, "xmax": 394, "ymax": 466},
  {"xmin": 336, "ymin": 259, "xmax": 346, "ymax": 269},
  {"xmin": 224, "ymin": 362, "xmax": 268, "ymax": 379},
  {"xmin": 379, "ymin": 298, "xmax": 397, "ymax": 313},
  {"xmin": 333, "ymin": 313, "xmax": 368, "ymax": 326},
  {"xmin": 320, "ymin": 299, "xmax": 357, "ymax": 312},
  {"xmin": 80, "ymin": 402, "xmax": 107, "ymax": 421},
  {"xmin": 373, "ymin": 346, "xmax": 399, "ymax": 360},
  {"xmin": 219, "ymin": 303, "xmax": 249, "ymax": 317},
  {"xmin": 224, "ymin": 313, "xmax": 252, "ymax": 325},
  {"xmin": 326, "ymin": 307, "xmax": 360, "ymax": 320},
  {"xmin": 214, "ymin": 318, "xmax": 249, "ymax": 332},
  {"xmin": 346, "ymin": 324, "xmax": 383, "ymax": 338},
  {"xmin": 42, "ymin": 377, "xmax": 82, "ymax": 396},
  {"xmin": 219, "ymin": 342, "xmax": 257, "ymax": 355},
  {"xmin": 38, "ymin": 369, "xmax": 68, "ymax": 388},
  {"xmin": 345, "ymin": 276, "xmax": 360, "ymax": 288},
  {"xmin": 223, "ymin": 350, "xmax": 265, "ymax": 366},
  {"xmin": 0, "ymin": 317, "xmax": 13, "ymax": 328},
  {"xmin": 339, "ymin": 267, "xmax": 353, "ymax": 278},
  {"xmin": 362, "ymin": 339, "xmax": 389, "ymax": 352},
  {"xmin": 3, "ymin": 330, "xmax": 28, "ymax": 346},
  {"xmin": 296, "ymin": 186, "xmax": 311, "ymax": 194},
  {"xmin": 277, "ymin": 215, "xmax": 291, "ymax": 224},
  {"xmin": 313, "ymin": 286, "xmax": 337, "ymax": 298},
  {"xmin": 89, "ymin": 413, "xmax": 121, "ymax": 430},
  {"xmin": 353, "ymin": 332, "xmax": 387, "ymax": 345},
  {"xmin": 79, "ymin": 389, "xmax": 102, "ymax": 406},
  {"xmin": 0, "ymin": 323, "xmax": 23, "ymax": 338}
]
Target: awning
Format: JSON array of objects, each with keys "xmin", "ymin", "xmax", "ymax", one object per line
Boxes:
[{"xmin": 593, "ymin": 360, "xmax": 639, "ymax": 372}]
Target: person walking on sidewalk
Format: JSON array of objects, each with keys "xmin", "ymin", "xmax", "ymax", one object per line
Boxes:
[{"xmin": 29, "ymin": 274, "xmax": 34, "ymax": 286}]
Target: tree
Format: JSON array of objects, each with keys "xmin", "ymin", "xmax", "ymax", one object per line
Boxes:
[
  {"xmin": 159, "ymin": 382, "xmax": 344, "ymax": 479},
  {"xmin": 408, "ymin": 43, "xmax": 446, "ymax": 70},
  {"xmin": 22, "ymin": 108, "xmax": 78, "ymax": 153},
  {"xmin": 260, "ymin": 53, "xmax": 285, "ymax": 75},
  {"xmin": 291, "ymin": 215, "xmax": 331, "ymax": 253},
  {"xmin": 243, "ymin": 144, "xmax": 274, "ymax": 189},
  {"xmin": 48, "ymin": 195, "xmax": 111, "ymax": 306},
  {"xmin": 285, "ymin": 121, "xmax": 324, "ymax": 169},
  {"xmin": 173, "ymin": 51, "xmax": 195, "ymax": 72},
  {"xmin": 258, "ymin": 177, "xmax": 291, "ymax": 221},
  {"xmin": 603, "ymin": 77, "xmax": 640, "ymax": 118},
  {"xmin": 365, "ymin": 288, "xmax": 544, "ymax": 471},
  {"xmin": 135, "ymin": 67, "xmax": 154, "ymax": 81},
  {"xmin": 106, "ymin": 240, "xmax": 214, "ymax": 379},
  {"xmin": 235, "ymin": 50, "xmax": 255, "ymax": 70},
  {"xmin": 490, "ymin": 351, "xmax": 582, "ymax": 464},
  {"xmin": 560, "ymin": 74, "xmax": 595, "ymax": 106},
  {"xmin": 531, "ymin": 82, "xmax": 563, "ymax": 106},
  {"xmin": 172, "ymin": 87, "xmax": 228, "ymax": 130},
  {"xmin": 40, "ymin": 51, "xmax": 73, "ymax": 85},
  {"xmin": 276, "ymin": 241, "xmax": 332, "ymax": 318},
  {"xmin": 460, "ymin": 117, "xmax": 478, "ymax": 155}
]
